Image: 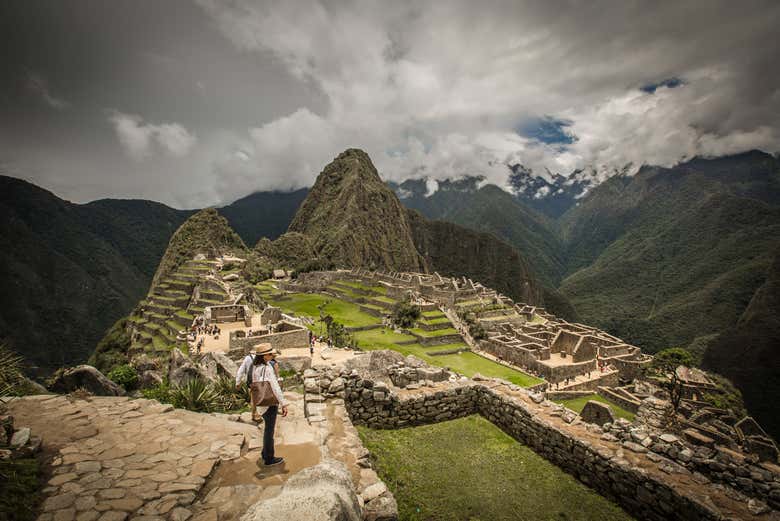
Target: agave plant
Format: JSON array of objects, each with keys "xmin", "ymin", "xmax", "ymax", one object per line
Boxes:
[
  {"xmin": 0, "ymin": 344, "xmax": 23, "ymax": 397},
  {"xmin": 170, "ymin": 378, "xmax": 219, "ymax": 412},
  {"xmin": 211, "ymin": 375, "xmax": 249, "ymax": 412}
]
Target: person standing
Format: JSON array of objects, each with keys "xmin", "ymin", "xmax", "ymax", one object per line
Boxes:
[{"xmin": 250, "ymin": 343, "xmax": 288, "ymax": 466}]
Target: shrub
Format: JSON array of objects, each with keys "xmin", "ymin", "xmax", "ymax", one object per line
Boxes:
[
  {"xmin": 143, "ymin": 376, "xmax": 250, "ymax": 413},
  {"xmin": 469, "ymin": 322, "xmax": 487, "ymax": 341},
  {"xmin": 141, "ymin": 381, "xmax": 173, "ymax": 404},
  {"xmin": 211, "ymin": 375, "xmax": 249, "ymax": 411},
  {"xmin": 242, "ymin": 256, "xmax": 273, "ymax": 284},
  {"xmin": 170, "ymin": 378, "xmax": 219, "ymax": 413},
  {"xmin": 0, "ymin": 457, "xmax": 43, "ymax": 521},
  {"xmin": 650, "ymin": 347, "xmax": 694, "ymax": 374},
  {"xmin": 107, "ymin": 364, "xmax": 139, "ymax": 391},
  {"xmin": 391, "ymin": 302, "xmax": 421, "ymax": 329}
]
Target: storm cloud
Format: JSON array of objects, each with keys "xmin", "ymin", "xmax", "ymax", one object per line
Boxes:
[{"xmin": 1, "ymin": 0, "xmax": 778, "ymax": 207}]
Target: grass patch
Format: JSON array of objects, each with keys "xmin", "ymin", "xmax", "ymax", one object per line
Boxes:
[
  {"xmin": 422, "ymin": 315, "xmax": 450, "ymax": 326},
  {"xmin": 358, "ymin": 415, "xmax": 633, "ymax": 521},
  {"xmin": 421, "ymin": 310, "xmax": 446, "ymax": 318},
  {"xmin": 267, "ymin": 293, "xmax": 380, "ymax": 328},
  {"xmin": 0, "ymin": 458, "xmax": 44, "ymax": 521},
  {"xmin": 337, "ymin": 280, "xmax": 388, "ymax": 294},
  {"xmin": 408, "ymin": 327, "xmax": 459, "ymax": 337},
  {"xmin": 354, "ymin": 329, "xmax": 540, "ymax": 387},
  {"xmin": 175, "ymin": 310, "xmax": 194, "ymax": 320},
  {"xmin": 436, "ymin": 352, "xmax": 543, "ymax": 387},
  {"xmin": 554, "ymin": 394, "xmax": 636, "ymax": 422},
  {"xmin": 152, "ymin": 334, "xmax": 169, "ymax": 351}
]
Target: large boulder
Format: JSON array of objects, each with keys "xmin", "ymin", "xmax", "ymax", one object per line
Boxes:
[
  {"xmin": 199, "ymin": 352, "xmax": 239, "ymax": 382},
  {"xmin": 580, "ymin": 400, "xmax": 615, "ymax": 426},
  {"xmin": 240, "ymin": 460, "xmax": 361, "ymax": 521},
  {"xmin": 48, "ymin": 365, "xmax": 125, "ymax": 396},
  {"xmin": 169, "ymin": 349, "xmax": 205, "ymax": 387},
  {"xmin": 138, "ymin": 370, "xmax": 164, "ymax": 389},
  {"xmin": 132, "ymin": 354, "xmax": 159, "ymax": 373}
]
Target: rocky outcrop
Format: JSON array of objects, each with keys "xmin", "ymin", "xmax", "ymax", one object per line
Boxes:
[
  {"xmin": 48, "ymin": 365, "xmax": 125, "ymax": 396},
  {"xmin": 240, "ymin": 460, "xmax": 361, "ymax": 521},
  {"xmin": 199, "ymin": 351, "xmax": 239, "ymax": 382},
  {"xmin": 168, "ymin": 349, "xmax": 204, "ymax": 387}
]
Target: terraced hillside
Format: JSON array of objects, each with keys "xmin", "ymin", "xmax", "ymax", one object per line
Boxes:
[
  {"xmin": 127, "ymin": 259, "xmax": 234, "ymax": 357},
  {"xmin": 257, "ymin": 278, "xmax": 543, "ymax": 387}
]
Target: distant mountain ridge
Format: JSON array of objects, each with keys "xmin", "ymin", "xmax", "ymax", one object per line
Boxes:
[
  {"xmin": 280, "ymin": 149, "xmax": 551, "ymax": 309},
  {"xmin": 2, "ymin": 149, "xmax": 779, "ymax": 441}
]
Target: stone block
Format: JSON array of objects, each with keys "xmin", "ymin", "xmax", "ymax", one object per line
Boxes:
[{"xmin": 579, "ymin": 401, "xmax": 614, "ymax": 427}]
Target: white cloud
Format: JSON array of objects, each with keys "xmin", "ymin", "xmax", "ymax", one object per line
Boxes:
[
  {"xmin": 192, "ymin": 0, "xmax": 780, "ymax": 198},
  {"xmin": 108, "ymin": 112, "xmax": 197, "ymax": 161}
]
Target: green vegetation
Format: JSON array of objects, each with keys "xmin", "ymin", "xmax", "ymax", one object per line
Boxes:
[
  {"xmin": 358, "ymin": 415, "xmax": 632, "ymax": 521},
  {"xmin": 554, "ymin": 394, "xmax": 636, "ymax": 422},
  {"xmin": 352, "ymin": 329, "xmax": 542, "ymax": 387},
  {"xmin": 0, "ymin": 457, "xmax": 44, "ymax": 521},
  {"xmin": 150, "ymin": 208, "xmax": 247, "ymax": 290},
  {"xmin": 408, "ymin": 327, "xmax": 458, "ymax": 337},
  {"xmin": 142, "ymin": 376, "xmax": 249, "ymax": 413},
  {"xmin": 650, "ymin": 347, "xmax": 694, "ymax": 373},
  {"xmin": 88, "ymin": 318, "xmax": 132, "ymax": 374},
  {"xmin": 266, "ymin": 293, "xmax": 378, "ymax": 328},
  {"xmin": 406, "ymin": 210, "xmax": 548, "ymax": 315},
  {"xmin": 107, "ymin": 364, "xmax": 139, "ymax": 391},
  {"xmin": 434, "ymin": 352, "xmax": 543, "ymax": 387},
  {"xmin": 287, "ymin": 149, "xmax": 425, "ymax": 271},
  {"xmin": 395, "ymin": 178, "xmax": 566, "ymax": 288},
  {"xmin": 391, "ymin": 301, "xmax": 421, "ymax": 329}
]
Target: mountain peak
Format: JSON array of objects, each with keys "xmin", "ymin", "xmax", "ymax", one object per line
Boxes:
[
  {"xmin": 150, "ymin": 207, "xmax": 247, "ymax": 289},
  {"xmin": 288, "ymin": 149, "xmax": 425, "ymax": 271}
]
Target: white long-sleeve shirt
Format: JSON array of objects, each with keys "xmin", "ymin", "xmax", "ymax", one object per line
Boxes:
[
  {"xmin": 252, "ymin": 363, "xmax": 287, "ymax": 407},
  {"xmin": 236, "ymin": 355, "xmax": 254, "ymax": 386}
]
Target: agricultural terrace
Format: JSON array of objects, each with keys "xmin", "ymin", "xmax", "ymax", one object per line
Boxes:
[
  {"xmin": 259, "ymin": 281, "xmax": 543, "ymax": 387},
  {"xmin": 358, "ymin": 415, "xmax": 633, "ymax": 521}
]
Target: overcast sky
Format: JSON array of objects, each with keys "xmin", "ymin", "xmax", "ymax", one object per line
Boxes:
[{"xmin": 1, "ymin": 1, "xmax": 779, "ymax": 208}]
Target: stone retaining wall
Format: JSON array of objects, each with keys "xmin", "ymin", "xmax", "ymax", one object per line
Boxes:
[
  {"xmin": 598, "ymin": 386, "xmax": 641, "ymax": 413},
  {"xmin": 340, "ymin": 375, "xmax": 779, "ymax": 520},
  {"xmin": 545, "ymin": 390, "xmax": 594, "ymax": 401},
  {"xmin": 229, "ymin": 327, "xmax": 309, "ymax": 355}
]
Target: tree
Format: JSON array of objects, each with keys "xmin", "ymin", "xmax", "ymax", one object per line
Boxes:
[
  {"xmin": 651, "ymin": 347, "xmax": 694, "ymax": 372},
  {"xmin": 648, "ymin": 347, "xmax": 694, "ymax": 413},
  {"xmin": 391, "ymin": 302, "xmax": 421, "ymax": 329}
]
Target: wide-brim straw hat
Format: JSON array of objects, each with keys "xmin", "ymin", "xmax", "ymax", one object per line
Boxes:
[{"xmin": 253, "ymin": 343, "xmax": 278, "ymax": 356}]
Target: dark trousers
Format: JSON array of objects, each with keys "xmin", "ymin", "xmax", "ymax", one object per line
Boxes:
[{"xmin": 261, "ymin": 405, "xmax": 279, "ymax": 463}]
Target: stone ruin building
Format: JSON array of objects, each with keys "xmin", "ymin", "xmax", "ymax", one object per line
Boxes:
[{"xmin": 292, "ymin": 267, "xmax": 652, "ymax": 393}]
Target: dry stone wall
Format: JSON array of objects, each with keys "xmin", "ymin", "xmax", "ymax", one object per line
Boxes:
[{"xmin": 336, "ymin": 374, "xmax": 779, "ymax": 520}]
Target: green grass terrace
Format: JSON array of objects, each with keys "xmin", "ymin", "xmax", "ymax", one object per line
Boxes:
[
  {"xmin": 266, "ymin": 288, "xmax": 544, "ymax": 388},
  {"xmin": 359, "ymin": 415, "xmax": 633, "ymax": 521}
]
